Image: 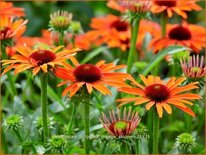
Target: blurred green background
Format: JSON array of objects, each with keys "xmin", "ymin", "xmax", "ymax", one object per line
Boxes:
[{"xmin": 12, "ymin": 1, "xmax": 205, "ymax": 37}]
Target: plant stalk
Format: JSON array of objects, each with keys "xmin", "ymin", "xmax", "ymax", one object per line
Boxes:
[
  {"xmin": 40, "ymin": 73, "xmax": 49, "ymax": 143},
  {"xmin": 127, "ymin": 18, "xmax": 140, "ymax": 73},
  {"xmin": 13, "ymin": 129, "xmax": 23, "ymax": 142},
  {"xmin": 161, "ymin": 12, "xmax": 167, "ymax": 37},
  {"xmin": 152, "ymin": 107, "xmax": 159, "ymax": 154},
  {"xmin": 84, "ymin": 94, "xmax": 90, "ymax": 154}
]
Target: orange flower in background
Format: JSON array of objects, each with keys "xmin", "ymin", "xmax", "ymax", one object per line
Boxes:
[
  {"xmin": 89, "ymin": 14, "xmax": 129, "ymax": 49},
  {"xmin": 86, "ymin": 14, "xmax": 160, "ymax": 52},
  {"xmin": 117, "ymin": 75, "xmax": 201, "ymax": 118},
  {"xmin": 2, "ymin": 44, "xmax": 81, "ymax": 75},
  {"xmin": 151, "ymin": 22, "xmax": 206, "ymax": 54},
  {"xmin": 54, "ymin": 57, "xmax": 131, "ymax": 97},
  {"xmin": 151, "ymin": 0, "xmax": 201, "ymax": 18},
  {"xmin": 0, "ymin": 16, "xmax": 28, "ymax": 41},
  {"xmin": 108, "ymin": 19, "xmax": 160, "ymax": 52},
  {"xmin": 0, "ymin": 1, "xmax": 25, "ymax": 17},
  {"xmin": 16, "ymin": 30, "xmax": 54, "ymax": 48}
]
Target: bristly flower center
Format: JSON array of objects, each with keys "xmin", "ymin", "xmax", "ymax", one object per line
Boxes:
[
  {"xmin": 29, "ymin": 50, "xmax": 56, "ymax": 66},
  {"xmin": 73, "ymin": 64, "xmax": 101, "ymax": 83},
  {"xmin": 145, "ymin": 84, "xmax": 170, "ymax": 102},
  {"xmin": 169, "ymin": 26, "xmax": 192, "ymax": 40},
  {"xmin": 109, "ymin": 120, "xmax": 131, "ymax": 136},
  {"xmin": 191, "ymin": 67, "xmax": 201, "ymax": 73},
  {"xmin": 110, "ymin": 20, "xmax": 128, "ymax": 31},
  {"xmin": 155, "ymin": 0, "xmax": 177, "ymax": 7}
]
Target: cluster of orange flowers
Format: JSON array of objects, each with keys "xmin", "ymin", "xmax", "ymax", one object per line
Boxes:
[
  {"xmin": 1, "ymin": 0, "xmax": 205, "ymax": 137},
  {"xmin": 78, "ymin": 0, "xmax": 205, "ymax": 54}
]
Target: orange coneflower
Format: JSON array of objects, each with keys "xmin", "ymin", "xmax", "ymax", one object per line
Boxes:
[
  {"xmin": 89, "ymin": 14, "xmax": 129, "ymax": 49},
  {"xmin": 2, "ymin": 44, "xmax": 81, "ymax": 75},
  {"xmin": 108, "ymin": 19, "xmax": 160, "ymax": 53},
  {"xmin": 181, "ymin": 55, "xmax": 206, "ymax": 79},
  {"xmin": 117, "ymin": 75, "xmax": 201, "ymax": 118},
  {"xmin": 54, "ymin": 57, "xmax": 131, "ymax": 97},
  {"xmin": 0, "ymin": 16, "xmax": 28, "ymax": 43},
  {"xmin": 151, "ymin": 0, "xmax": 201, "ymax": 18},
  {"xmin": 0, "ymin": 1, "xmax": 25, "ymax": 17},
  {"xmin": 151, "ymin": 22, "xmax": 206, "ymax": 54},
  {"xmin": 100, "ymin": 107, "xmax": 141, "ymax": 137}
]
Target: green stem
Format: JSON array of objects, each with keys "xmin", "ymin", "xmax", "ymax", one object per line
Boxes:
[
  {"xmin": 127, "ymin": 18, "xmax": 140, "ymax": 73},
  {"xmin": 152, "ymin": 108, "xmax": 159, "ymax": 154},
  {"xmin": 161, "ymin": 13, "xmax": 167, "ymax": 37},
  {"xmin": 1, "ymin": 45, "xmax": 17, "ymax": 97},
  {"xmin": 101, "ymin": 141, "xmax": 108, "ymax": 154},
  {"xmin": 121, "ymin": 141, "xmax": 128, "ymax": 154},
  {"xmin": 59, "ymin": 31, "xmax": 64, "ymax": 46},
  {"xmin": 135, "ymin": 139, "xmax": 140, "ymax": 154},
  {"xmin": 71, "ymin": 34, "xmax": 75, "ymax": 48},
  {"xmin": 1, "ymin": 130, "xmax": 8, "ymax": 153},
  {"xmin": 147, "ymin": 110, "xmax": 153, "ymax": 153},
  {"xmin": 83, "ymin": 89, "xmax": 90, "ymax": 154},
  {"xmin": 13, "ymin": 129, "xmax": 23, "ymax": 142},
  {"xmin": 40, "ymin": 73, "xmax": 49, "ymax": 143}
]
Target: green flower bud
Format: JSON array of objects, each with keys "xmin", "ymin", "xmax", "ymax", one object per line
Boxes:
[
  {"xmin": 35, "ymin": 116, "xmax": 55, "ymax": 133},
  {"xmin": 70, "ymin": 21, "xmax": 83, "ymax": 34},
  {"xmin": 47, "ymin": 135, "xmax": 67, "ymax": 153},
  {"xmin": 49, "ymin": 10, "xmax": 72, "ymax": 33},
  {"xmin": 175, "ymin": 133, "xmax": 195, "ymax": 153},
  {"xmin": 3, "ymin": 115, "xmax": 23, "ymax": 131}
]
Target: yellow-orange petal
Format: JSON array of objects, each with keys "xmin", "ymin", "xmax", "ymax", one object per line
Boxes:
[
  {"xmin": 86, "ymin": 83, "xmax": 93, "ymax": 94},
  {"xmin": 33, "ymin": 66, "xmax": 40, "ymax": 75},
  {"xmin": 145, "ymin": 101, "xmax": 155, "ymax": 110},
  {"xmin": 162, "ymin": 103, "xmax": 172, "ymax": 114},
  {"xmin": 156, "ymin": 103, "xmax": 163, "ymax": 118},
  {"xmin": 41, "ymin": 64, "xmax": 48, "ymax": 73}
]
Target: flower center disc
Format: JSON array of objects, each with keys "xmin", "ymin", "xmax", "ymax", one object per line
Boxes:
[
  {"xmin": 191, "ymin": 67, "xmax": 201, "ymax": 73},
  {"xmin": 154, "ymin": 0, "xmax": 177, "ymax": 7},
  {"xmin": 74, "ymin": 64, "xmax": 101, "ymax": 83},
  {"xmin": 110, "ymin": 20, "xmax": 128, "ymax": 31},
  {"xmin": 114, "ymin": 121, "xmax": 127, "ymax": 130},
  {"xmin": 169, "ymin": 26, "xmax": 192, "ymax": 40},
  {"xmin": 29, "ymin": 50, "xmax": 56, "ymax": 66},
  {"xmin": 109, "ymin": 120, "xmax": 131, "ymax": 136},
  {"xmin": 145, "ymin": 84, "xmax": 170, "ymax": 102}
]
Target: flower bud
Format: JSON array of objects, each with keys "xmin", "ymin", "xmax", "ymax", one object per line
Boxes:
[{"xmin": 3, "ymin": 114, "xmax": 23, "ymax": 131}]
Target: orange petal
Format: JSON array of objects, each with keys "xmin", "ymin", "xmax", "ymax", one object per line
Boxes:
[
  {"xmin": 156, "ymin": 103, "xmax": 163, "ymax": 118},
  {"xmin": 32, "ymin": 67, "xmax": 40, "ymax": 75},
  {"xmin": 40, "ymin": 64, "xmax": 48, "ymax": 73},
  {"xmin": 139, "ymin": 74, "xmax": 149, "ymax": 86},
  {"xmin": 162, "ymin": 103, "xmax": 172, "ymax": 114},
  {"xmin": 145, "ymin": 101, "xmax": 155, "ymax": 110},
  {"xmin": 62, "ymin": 83, "xmax": 77, "ymax": 96},
  {"xmin": 92, "ymin": 82, "xmax": 111, "ymax": 95},
  {"xmin": 175, "ymin": 105, "xmax": 195, "ymax": 117},
  {"xmin": 86, "ymin": 83, "xmax": 93, "ymax": 94}
]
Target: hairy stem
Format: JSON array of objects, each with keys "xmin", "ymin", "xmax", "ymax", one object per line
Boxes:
[
  {"xmin": 40, "ymin": 73, "xmax": 49, "ymax": 143},
  {"xmin": 152, "ymin": 107, "xmax": 159, "ymax": 154},
  {"xmin": 127, "ymin": 18, "xmax": 140, "ymax": 73}
]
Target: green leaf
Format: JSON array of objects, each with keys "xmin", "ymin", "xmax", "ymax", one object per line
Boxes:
[
  {"xmin": 34, "ymin": 145, "xmax": 45, "ymax": 154},
  {"xmin": 142, "ymin": 45, "xmax": 191, "ymax": 76},
  {"xmin": 81, "ymin": 46, "xmax": 108, "ymax": 64}
]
